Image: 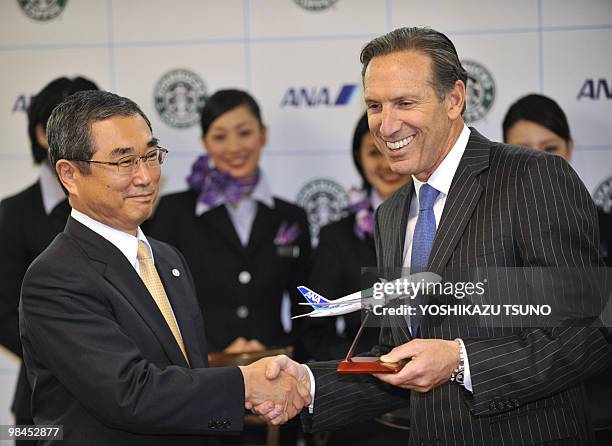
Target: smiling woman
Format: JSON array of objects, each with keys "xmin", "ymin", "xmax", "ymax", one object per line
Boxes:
[{"xmin": 146, "ymin": 89, "xmax": 312, "ymax": 366}]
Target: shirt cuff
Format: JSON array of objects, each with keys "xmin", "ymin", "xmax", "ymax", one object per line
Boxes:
[
  {"xmin": 457, "ymin": 338, "xmax": 473, "ymax": 393},
  {"xmin": 304, "ymin": 364, "xmax": 316, "ymax": 414}
]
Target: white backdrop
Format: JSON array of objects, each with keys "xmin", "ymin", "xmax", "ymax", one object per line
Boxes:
[{"xmin": 1, "ymin": 0, "xmax": 611, "ymax": 437}]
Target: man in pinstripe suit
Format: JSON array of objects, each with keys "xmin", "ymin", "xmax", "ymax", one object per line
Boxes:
[{"xmin": 252, "ymin": 27, "xmax": 612, "ymax": 445}]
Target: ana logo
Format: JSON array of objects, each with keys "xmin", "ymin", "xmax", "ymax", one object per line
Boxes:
[
  {"xmin": 296, "ymin": 178, "xmax": 349, "ymax": 243},
  {"xmin": 462, "ymin": 60, "xmax": 495, "ymax": 123},
  {"xmin": 594, "ymin": 176, "xmax": 612, "ymax": 214},
  {"xmin": 306, "ymin": 291, "xmax": 321, "ymax": 302},
  {"xmin": 12, "ymin": 94, "xmax": 32, "ymax": 113},
  {"xmin": 154, "ymin": 69, "xmax": 207, "ymax": 128},
  {"xmin": 18, "ymin": 0, "xmax": 68, "ymax": 21},
  {"xmin": 577, "ymin": 78, "xmax": 612, "ymax": 100},
  {"xmin": 293, "ymin": 0, "xmax": 338, "ymax": 11},
  {"xmin": 280, "ymin": 84, "xmax": 356, "ymax": 108}
]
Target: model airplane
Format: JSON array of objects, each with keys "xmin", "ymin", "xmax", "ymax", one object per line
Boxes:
[{"xmin": 293, "ymin": 272, "xmax": 441, "ymax": 319}]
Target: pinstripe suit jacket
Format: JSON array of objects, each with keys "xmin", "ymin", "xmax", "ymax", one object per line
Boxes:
[{"xmin": 303, "ymin": 129, "xmax": 612, "ymax": 445}]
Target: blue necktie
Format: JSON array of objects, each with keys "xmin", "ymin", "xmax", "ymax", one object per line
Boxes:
[{"xmin": 409, "ymin": 183, "xmax": 440, "ymax": 335}]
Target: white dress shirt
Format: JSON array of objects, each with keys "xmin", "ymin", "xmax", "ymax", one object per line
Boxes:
[{"xmin": 70, "ymin": 209, "xmax": 184, "ymax": 338}]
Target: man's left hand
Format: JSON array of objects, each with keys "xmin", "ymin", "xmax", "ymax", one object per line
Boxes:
[{"xmin": 374, "ymin": 339, "xmax": 460, "ymax": 392}]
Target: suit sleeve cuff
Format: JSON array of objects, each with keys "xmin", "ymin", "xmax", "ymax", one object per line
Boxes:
[
  {"xmin": 457, "ymin": 338, "xmax": 473, "ymax": 393},
  {"xmin": 304, "ymin": 364, "xmax": 316, "ymax": 414}
]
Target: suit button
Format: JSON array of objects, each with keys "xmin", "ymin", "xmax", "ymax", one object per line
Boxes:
[
  {"xmin": 236, "ymin": 305, "xmax": 249, "ymax": 319},
  {"xmin": 238, "ymin": 271, "xmax": 251, "ymax": 284}
]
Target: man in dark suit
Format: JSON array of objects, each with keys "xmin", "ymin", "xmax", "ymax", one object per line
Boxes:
[
  {"xmin": 0, "ymin": 76, "xmax": 98, "ymax": 440},
  {"xmin": 254, "ymin": 27, "xmax": 612, "ymax": 445},
  {"xmin": 19, "ymin": 90, "xmax": 309, "ymax": 445}
]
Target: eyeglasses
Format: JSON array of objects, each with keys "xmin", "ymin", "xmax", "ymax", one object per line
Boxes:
[{"xmin": 78, "ymin": 147, "xmax": 168, "ymax": 175}]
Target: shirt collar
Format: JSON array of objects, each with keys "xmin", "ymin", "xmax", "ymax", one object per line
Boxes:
[
  {"xmin": 412, "ymin": 124, "xmax": 471, "ymax": 197},
  {"xmin": 70, "ymin": 208, "xmax": 153, "ymax": 268},
  {"xmin": 195, "ymin": 170, "xmax": 275, "ymax": 216},
  {"xmin": 39, "ymin": 162, "xmax": 66, "ymax": 215}
]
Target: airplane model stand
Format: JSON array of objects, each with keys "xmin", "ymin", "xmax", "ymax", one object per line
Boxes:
[{"xmin": 337, "ymin": 311, "xmax": 403, "ymax": 374}]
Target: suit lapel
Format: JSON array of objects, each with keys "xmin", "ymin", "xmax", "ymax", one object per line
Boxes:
[
  {"xmin": 65, "ymin": 218, "xmax": 190, "ymax": 367},
  {"xmin": 155, "ymin": 252, "xmax": 205, "ymax": 368},
  {"xmin": 247, "ymin": 202, "xmax": 278, "ymax": 255},
  {"xmin": 428, "ymin": 129, "xmax": 490, "ymax": 273},
  {"xmin": 396, "ymin": 184, "xmax": 415, "ymax": 266}
]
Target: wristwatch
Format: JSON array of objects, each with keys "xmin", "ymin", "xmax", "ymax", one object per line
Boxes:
[{"xmin": 450, "ymin": 338, "xmax": 465, "ymax": 385}]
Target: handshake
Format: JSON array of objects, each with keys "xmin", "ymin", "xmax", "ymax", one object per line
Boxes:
[{"xmin": 239, "ymin": 355, "xmax": 310, "ymax": 425}]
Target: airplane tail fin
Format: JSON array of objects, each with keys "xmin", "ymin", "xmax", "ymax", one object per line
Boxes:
[{"xmin": 297, "ymin": 286, "xmax": 330, "ymax": 310}]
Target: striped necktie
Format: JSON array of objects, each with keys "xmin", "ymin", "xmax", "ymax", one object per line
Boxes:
[{"xmin": 137, "ymin": 241, "xmax": 189, "ymax": 365}]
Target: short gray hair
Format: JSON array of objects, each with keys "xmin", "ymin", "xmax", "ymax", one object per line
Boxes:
[
  {"xmin": 360, "ymin": 27, "xmax": 468, "ymax": 113},
  {"xmin": 47, "ymin": 90, "xmax": 152, "ymax": 173}
]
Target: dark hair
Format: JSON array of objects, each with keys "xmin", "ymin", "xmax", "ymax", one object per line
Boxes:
[
  {"xmin": 200, "ymin": 89, "xmax": 263, "ymax": 136},
  {"xmin": 502, "ymin": 94, "xmax": 571, "ymax": 143},
  {"xmin": 360, "ymin": 27, "xmax": 468, "ymax": 114},
  {"xmin": 351, "ymin": 111, "xmax": 371, "ymax": 192},
  {"xmin": 27, "ymin": 76, "xmax": 99, "ymax": 164},
  {"xmin": 47, "ymin": 90, "xmax": 152, "ymax": 173}
]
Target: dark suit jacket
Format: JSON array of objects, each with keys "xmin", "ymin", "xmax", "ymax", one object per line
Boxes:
[
  {"xmin": 0, "ymin": 181, "xmax": 69, "ymax": 420},
  {"xmin": 304, "ymin": 213, "xmax": 380, "ymax": 360},
  {"xmin": 20, "ymin": 217, "xmax": 245, "ymax": 445},
  {"xmin": 146, "ymin": 190, "xmax": 311, "ymax": 357},
  {"xmin": 303, "ymin": 129, "xmax": 612, "ymax": 445}
]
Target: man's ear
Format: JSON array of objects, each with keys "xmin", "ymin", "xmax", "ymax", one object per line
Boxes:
[
  {"xmin": 446, "ymin": 79, "xmax": 466, "ymax": 121},
  {"xmin": 35, "ymin": 123, "xmax": 49, "ymax": 150},
  {"xmin": 55, "ymin": 160, "xmax": 78, "ymax": 196}
]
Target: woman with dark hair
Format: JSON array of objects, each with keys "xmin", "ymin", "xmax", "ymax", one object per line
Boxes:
[
  {"xmin": 306, "ymin": 111, "xmax": 410, "ymax": 360},
  {"xmin": 147, "ymin": 89, "xmax": 311, "ymax": 357},
  {"xmin": 503, "ymin": 93, "xmax": 573, "ymax": 159},
  {"xmin": 0, "ymin": 76, "xmax": 98, "ymax": 441},
  {"xmin": 503, "ymin": 93, "xmax": 610, "ymax": 266}
]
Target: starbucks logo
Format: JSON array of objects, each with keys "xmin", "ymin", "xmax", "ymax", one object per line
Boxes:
[
  {"xmin": 594, "ymin": 176, "xmax": 612, "ymax": 214},
  {"xmin": 296, "ymin": 178, "xmax": 349, "ymax": 243},
  {"xmin": 462, "ymin": 60, "xmax": 495, "ymax": 123},
  {"xmin": 293, "ymin": 0, "xmax": 338, "ymax": 11},
  {"xmin": 18, "ymin": 0, "xmax": 68, "ymax": 21},
  {"xmin": 154, "ymin": 69, "xmax": 207, "ymax": 128}
]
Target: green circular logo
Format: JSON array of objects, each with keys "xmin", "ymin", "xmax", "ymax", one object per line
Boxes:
[
  {"xmin": 296, "ymin": 178, "xmax": 349, "ymax": 242},
  {"xmin": 462, "ymin": 60, "xmax": 495, "ymax": 123},
  {"xmin": 154, "ymin": 69, "xmax": 207, "ymax": 129},
  {"xmin": 293, "ymin": 0, "xmax": 338, "ymax": 11},
  {"xmin": 18, "ymin": 0, "xmax": 68, "ymax": 21}
]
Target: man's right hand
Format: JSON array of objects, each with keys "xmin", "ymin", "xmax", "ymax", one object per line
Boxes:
[
  {"xmin": 239, "ymin": 356, "xmax": 311, "ymax": 425},
  {"xmin": 247, "ymin": 355, "xmax": 311, "ymax": 425}
]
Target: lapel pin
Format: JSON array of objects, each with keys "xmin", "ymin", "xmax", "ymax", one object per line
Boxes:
[{"xmin": 172, "ymin": 269, "xmax": 180, "ymax": 277}]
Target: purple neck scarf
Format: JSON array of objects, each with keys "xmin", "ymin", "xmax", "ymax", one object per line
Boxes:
[
  {"xmin": 187, "ymin": 155, "xmax": 259, "ymax": 208},
  {"xmin": 347, "ymin": 188, "xmax": 374, "ymax": 240}
]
